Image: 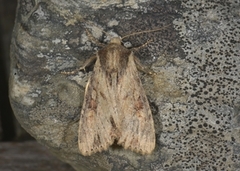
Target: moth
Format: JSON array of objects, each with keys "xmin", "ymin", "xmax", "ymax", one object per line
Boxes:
[{"xmin": 78, "ymin": 36, "xmax": 156, "ymax": 156}]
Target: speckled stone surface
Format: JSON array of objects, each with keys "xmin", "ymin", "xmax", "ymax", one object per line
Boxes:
[
  {"xmin": 9, "ymin": 0, "xmax": 240, "ymax": 171},
  {"xmin": 160, "ymin": 0, "xmax": 240, "ymax": 170}
]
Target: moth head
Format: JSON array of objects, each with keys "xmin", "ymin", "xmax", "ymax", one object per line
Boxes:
[{"xmin": 109, "ymin": 37, "xmax": 122, "ymax": 45}]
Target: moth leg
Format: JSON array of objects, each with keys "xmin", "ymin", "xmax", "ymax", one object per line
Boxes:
[
  {"xmin": 79, "ymin": 55, "xmax": 97, "ymax": 71},
  {"xmin": 61, "ymin": 55, "xmax": 97, "ymax": 75},
  {"xmin": 134, "ymin": 56, "xmax": 155, "ymax": 75},
  {"xmin": 130, "ymin": 40, "xmax": 156, "ymax": 75}
]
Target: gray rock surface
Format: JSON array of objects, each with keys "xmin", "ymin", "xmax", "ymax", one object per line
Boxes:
[
  {"xmin": 0, "ymin": 141, "xmax": 75, "ymax": 171},
  {"xmin": 9, "ymin": 0, "xmax": 240, "ymax": 170}
]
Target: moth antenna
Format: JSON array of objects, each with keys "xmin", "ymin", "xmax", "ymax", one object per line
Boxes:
[
  {"xmin": 85, "ymin": 29, "xmax": 105, "ymax": 47},
  {"xmin": 84, "ymin": 20, "xmax": 113, "ymax": 39},
  {"xmin": 121, "ymin": 24, "xmax": 172, "ymax": 40},
  {"xmin": 131, "ymin": 39, "xmax": 153, "ymax": 51}
]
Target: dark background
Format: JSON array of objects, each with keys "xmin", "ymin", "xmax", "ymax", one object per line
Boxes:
[
  {"xmin": 0, "ymin": 0, "xmax": 35, "ymax": 142},
  {"xmin": 0, "ymin": 0, "xmax": 20, "ymax": 141}
]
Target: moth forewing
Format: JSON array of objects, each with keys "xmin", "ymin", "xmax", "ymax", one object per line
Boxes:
[
  {"xmin": 116, "ymin": 53, "xmax": 155, "ymax": 154},
  {"xmin": 78, "ymin": 37, "xmax": 155, "ymax": 156}
]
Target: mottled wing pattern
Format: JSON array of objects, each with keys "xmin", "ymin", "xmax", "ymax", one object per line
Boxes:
[
  {"xmin": 117, "ymin": 54, "xmax": 155, "ymax": 154},
  {"xmin": 78, "ymin": 57, "xmax": 119, "ymax": 156},
  {"xmin": 78, "ymin": 38, "xmax": 155, "ymax": 156}
]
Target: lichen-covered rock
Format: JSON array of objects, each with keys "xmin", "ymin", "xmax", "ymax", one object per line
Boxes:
[
  {"xmin": 161, "ymin": 0, "xmax": 240, "ymax": 170},
  {"xmin": 9, "ymin": 0, "xmax": 240, "ymax": 170}
]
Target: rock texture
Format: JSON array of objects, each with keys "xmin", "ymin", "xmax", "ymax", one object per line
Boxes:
[
  {"xmin": 0, "ymin": 141, "xmax": 75, "ymax": 171},
  {"xmin": 9, "ymin": 0, "xmax": 240, "ymax": 170}
]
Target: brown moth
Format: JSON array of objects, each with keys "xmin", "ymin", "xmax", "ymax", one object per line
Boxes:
[{"xmin": 78, "ymin": 37, "xmax": 155, "ymax": 156}]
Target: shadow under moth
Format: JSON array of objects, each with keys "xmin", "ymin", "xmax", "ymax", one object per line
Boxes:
[{"xmin": 78, "ymin": 36, "xmax": 156, "ymax": 156}]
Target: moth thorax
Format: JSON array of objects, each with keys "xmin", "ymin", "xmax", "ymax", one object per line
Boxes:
[{"xmin": 110, "ymin": 37, "xmax": 121, "ymax": 45}]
